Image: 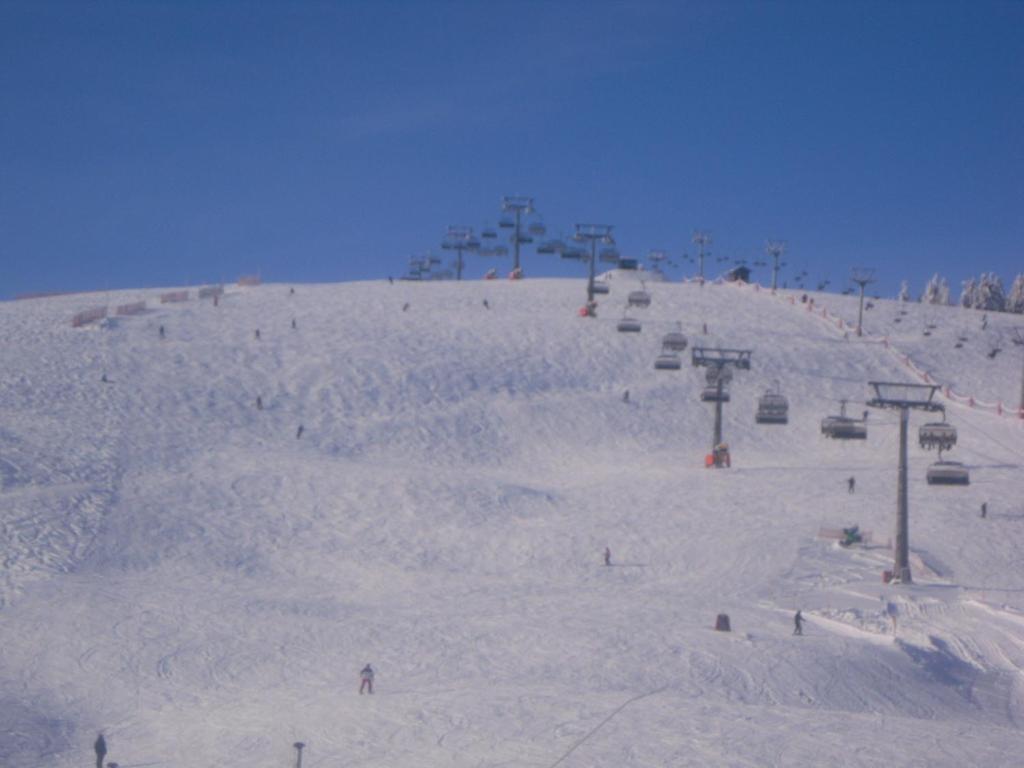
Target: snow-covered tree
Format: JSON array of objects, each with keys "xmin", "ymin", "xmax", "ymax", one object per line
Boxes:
[
  {"xmin": 975, "ymin": 272, "xmax": 1006, "ymax": 311},
  {"xmin": 1007, "ymin": 274, "xmax": 1024, "ymax": 314},
  {"xmin": 960, "ymin": 278, "xmax": 977, "ymax": 308},
  {"xmin": 921, "ymin": 274, "xmax": 950, "ymax": 305},
  {"xmin": 897, "ymin": 280, "xmax": 910, "ymax": 302}
]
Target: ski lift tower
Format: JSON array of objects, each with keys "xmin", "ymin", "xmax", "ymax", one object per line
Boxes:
[
  {"xmin": 441, "ymin": 226, "xmax": 481, "ymax": 281},
  {"xmin": 692, "ymin": 231, "xmax": 711, "ymax": 281},
  {"xmin": 500, "ymin": 195, "xmax": 537, "ymax": 275},
  {"xmin": 692, "ymin": 347, "xmax": 753, "ymax": 458},
  {"xmin": 1013, "ymin": 329, "xmax": 1024, "ymax": 417},
  {"xmin": 851, "ymin": 267, "xmax": 877, "ymax": 337},
  {"xmin": 573, "ymin": 224, "xmax": 615, "ymax": 306},
  {"xmin": 867, "ymin": 381, "xmax": 943, "ymax": 583},
  {"xmin": 766, "ymin": 240, "xmax": 786, "ymax": 291}
]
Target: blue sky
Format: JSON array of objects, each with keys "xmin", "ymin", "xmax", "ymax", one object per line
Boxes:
[{"xmin": 2, "ymin": 0, "xmax": 1021, "ymax": 299}]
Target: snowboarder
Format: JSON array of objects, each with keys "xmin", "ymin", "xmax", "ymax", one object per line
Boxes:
[
  {"xmin": 847, "ymin": 476, "xmax": 856, "ymax": 493},
  {"xmin": 981, "ymin": 501, "xmax": 988, "ymax": 519},
  {"xmin": 604, "ymin": 547, "xmax": 611, "ymax": 566},
  {"xmin": 793, "ymin": 610, "xmax": 803, "ymax": 635},
  {"xmin": 359, "ymin": 663, "xmax": 374, "ymax": 694},
  {"xmin": 94, "ymin": 733, "xmax": 107, "ymax": 768},
  {"xmin": 296, "ymin": 425, "xmax": 304, "ymax": 439},
  {"xmin": 158, "ymin": 325, "xmax": 165, "ymax": 339}
]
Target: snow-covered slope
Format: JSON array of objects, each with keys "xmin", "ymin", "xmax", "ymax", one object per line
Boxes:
[{"xmin": 1, "ymin": 278, "xmax": 1022, "ymax": 767}]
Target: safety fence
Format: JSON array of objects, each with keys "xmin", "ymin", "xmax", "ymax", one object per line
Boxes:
[
  {"xmin": 116, "ymin": 301, "xmax": 147, "ymax": 316},
  {"xmin": 726, "ymin": 278, "xmax": 1024, "ymax": 420},
  {"xmin": 160, "ymin": 290, "xmax": 190, "ymax": 304},
  {"xmin": 70, "ymin": 306, "xmax": 108, "ymax": 327}
]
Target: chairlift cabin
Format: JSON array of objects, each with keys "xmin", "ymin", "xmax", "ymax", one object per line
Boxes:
[
  {"xmin": 599, "ymin": 247, "xmax": 620, "ymax": 263},
  {"xmin": 536, "ymin": 241, "xmax": 557, "ymax": 255},
  {"xmin": 701, "ymin": 385, "xmax": 731, "ymax": 402},
  {"xmin": 481, "ymin": 226, "xmax": 497, "ymax": 239},
  {"xmin": 617, "ymin": 317, "xmax": 642, "ymax": 333},
  {"xmin": 499, "ymin": 215, "xmax": 515, "ymax": 228},
  {"xmin": 919, "ymin": 421, "xmax": 957, "ymax": 451},
  {"xmin": 528, "ymin": 221, "xmax": 546, "ymax": 237},
  {"xmin": 627, "ymin": 290, "xmax": 652, "ymax": 308},
  {"xmin": 821, "ymin": 401, "xmax": 866, "ymax": 440},
  {"xmin": 661, "ymin": 332, "xmax": 688, "ymax": 352},
  {"xmin": 561, "ymin": 248, "xmax": 585, "ymax": 260},
  {"xmin": 926, "ymin": 460, "xmax": 970, "ymax": 486},
  {"xmin": 756, "ymin": 392, "xmax": 789, "ymax": 424},
  {"xmin": 654, "ymin": 353, "xmax": 682, "ymax": 370},
  {"xmin": 516, "ymin": 234, "xmax": 534, "ymax": 244},
  {"xmin": 591, "ymin": 282, "xmax": 610, "ymax": 295},
  {"xmin": 618, "ymin": 257, "xmax": 639, "ymax": 270}
]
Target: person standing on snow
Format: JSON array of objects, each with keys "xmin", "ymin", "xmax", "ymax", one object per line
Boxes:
[
  {"xmin": 359, "ymin": 663, "xmax": 375, "ymax": 695},
  {"xmin": 847, "ymin": 476, "xmax": 856, "ymax": 493},
  {"xmin": 793, "ymin": 610, "xmax": 803, "ymax": 636},
  {"xmin": 604, "ymin": 547, "xmax": 611, "ymax": 566},
  {"xmin": 94, "ymin": 733, "xmax": 107, "ymax": 768}
]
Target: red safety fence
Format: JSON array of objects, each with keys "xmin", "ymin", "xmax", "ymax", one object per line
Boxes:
[
  {"xmin": 116, "ymin": 301, "xmax": 146, "ymax": 316},
  {"xmin": 238, "ymin": 275, "xmax": 262, "ymax": 287},
  {"xmin": 198, "ymin": 285, "xmax": 224, "ymax": 299},
  {"xmin": 71, "ymin": 306, "xmax": 108, "ymax": 327},
  {"xmin": 160, "ymin": 290, "xmax": 189, "ymax": 304}
]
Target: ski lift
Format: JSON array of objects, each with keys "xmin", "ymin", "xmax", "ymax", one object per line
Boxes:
[
  {"xmin": 661, "ymin": 332, "xmax": 688, "ymax": 352},
  {"xmin": 618, "ymin": 257, "xmax": 639, "ymax": 270},
  {"xmin": 756, "ymin": 382, "xmax": 789, "ymax": 424},
  {"xmin": 536, "ymin": 241, "xmax": 557, "ymax": 255},
  {"xmin": 617, "ymin": 316, "xmax": 642, "ymax": 333},
  {"xmin": 481, "ymin": 226, "xmax": 497, "ymax": 239},
  {"xmin": 591, "ymin": 282, "xmax": 610, "ymax": 295},
  {"xmin": 919, "ymin": 421, "xmax": 957, "ymax": 451},
  {"xmin": 926, "ymin": 460, "xmax": 970, "ymax": 486},
  {"xmin": 654, "ymin": 352, "xmax": 682, "ymax": 370},
  {"xmin": 528, "ymin": 220, "xmax": 546, "ymax": 237},
  {"xmin": 499, "ymin": 215, "xmax": 515, "ymax": 228},
  {"xmin": 705, "ymin": 366, "xmax": 733, "ymax": 385},
  {"xmin": 627, "ymin": 290, "xmax": 651, "ymax": 308},
  {"xmin": 494, "ymin": 246, "xmax": 509, "ymax": 257},
  {"xmin": 516, "ymin": 234, "xmax": 534, "ymax": 244},
  {"xmin": 701, "ymin": 385, "xmax": 730, "ymax": 402},
  {"xmin": 821, "ymin": 401, "xmax": 867, "ymax": 440},
  {"xmin": 561, "ymin": 248, "xmax": 585, "ymax": 260},
  {"xmin": 599, "ymin": 247, "xmax": 620, "ymax": 263}
]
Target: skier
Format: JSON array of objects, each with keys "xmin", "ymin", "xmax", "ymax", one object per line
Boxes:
[
  {"xmin": 291, "ymin": 318, "xmax": 297, "ymax": 330},
  {"xmin": 847, "ymin": 476, "xmax": 856, "ymax": 493},
  {"xmin": 101, "ymin": 373, "xmax": 108, "ymax": 383},
  {"xmin": 94, "ymin": 733, "xmax": 107, "ymax": 768},
  {"xmin": 254, "ymin": 328, "xmax": 261, "ymax": 340},
  {"xmin": 402, "ymin": 303, "xmax": 410, "ymax": 312},
  {"xmin": 296, "ymin": 425, "xmax": 304, "ymax": 439},
  {"xmin": 388, "ymin": 276, "xmax": 394, "ymax": 285},
  {"xmin": 359, "ymin": 663, "xmax": 375, "ymax": 695},
  {"xmin": 981, "ymin": 501, "xmax": 988, "ymax": 519},
  {"xmin": 483, "ymin": 299, "xmax": 490, "ymax": 309},
  {"xmin": 290, "ymin": 287, "xmax": 296, "ymax": 295},
  {"xmin": 702, "ymin": 322, "xmax": 708, "ymax": 334},
  {"xmin": 256, "ymin": 396, "xmax": 263, "ymax": 411},
  {"xmin": 793, "ymin": 610, "xmax": 803, "ymax": 636},
  {"xmin": 159, "ymin": 325, "xmax": 165, "ymax": 339},
  {"xmin": 604, "ymin": 547, "xmax": 611, "ymax": 566},
  {"xmin": 622, "ymin": 389, "xmax": 630, "ymax": 403}
]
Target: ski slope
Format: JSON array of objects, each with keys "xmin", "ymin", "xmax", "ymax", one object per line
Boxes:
[{"xmin": 0, "ymin": 277, "xmax": 1022, "ymax": 767}]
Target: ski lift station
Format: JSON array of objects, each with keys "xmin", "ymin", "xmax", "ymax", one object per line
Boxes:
[
  {"xmin": 617, "ymin": 316, "xmax": 642, "ymax": 333},
  {"xmin": 755, "ymin": 384, "xmax": 789, "ymax": 424}
]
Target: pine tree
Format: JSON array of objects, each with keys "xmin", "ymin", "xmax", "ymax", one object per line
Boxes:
[
  {"xmin": 921, "ymin": 274, "xmax": 948, "ymax": 305},
  {"xmin": 975, "ymin": 272, "xmax": 1006, "ymax": 312},
  {"xmin": 1007, "ymin": 274, "xmax": 1024, "ymax": 314},
  {"xmin": 960, "ymin": 278, "xmax": 977, "ymax": 308},
  {"xmin": 897, "ymin": 280, "xmax": 910, "ymax": 302}
]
